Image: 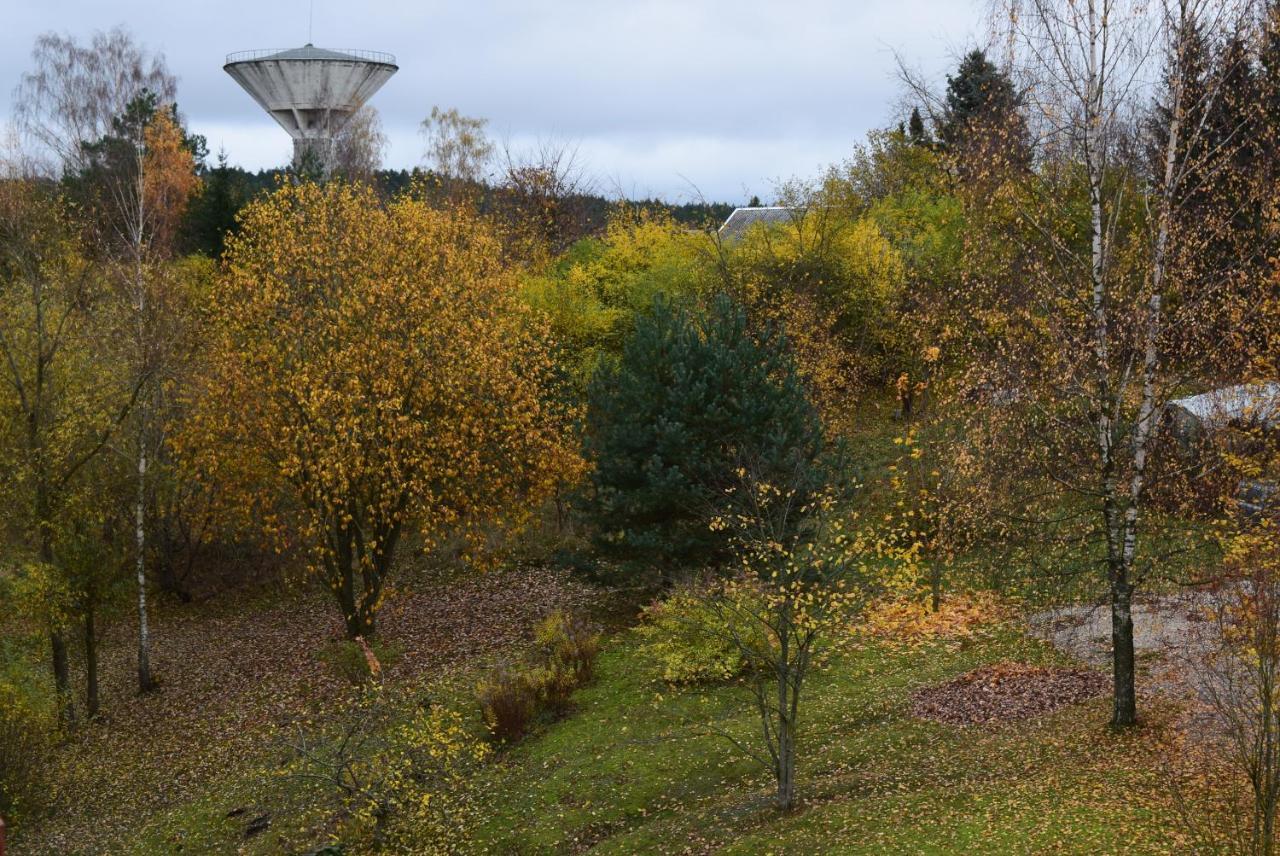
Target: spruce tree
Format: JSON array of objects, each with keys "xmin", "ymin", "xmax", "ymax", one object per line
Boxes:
[
  {"xmin": 584, "ymin": 294, "xmax": 824, "ymax": 581},
  {"xmin": 938, "ymin": 49, "xmax": 1028, "ymax": 171},
  {"xmin": 907, "ymin": 106, "xmax": 932, "ymax": 147}
]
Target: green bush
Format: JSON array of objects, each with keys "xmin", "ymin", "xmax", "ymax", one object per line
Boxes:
[
  {"xmin": 0, "ymin": 681, "xmax": 53, "ymax": 825},
  {"xmin": 636, "ymin": 584, "xmax": 769, "ymax": 685},
  {"xmin": 533, "ymin": 610, "xmax": 600, "ymax": 685}
]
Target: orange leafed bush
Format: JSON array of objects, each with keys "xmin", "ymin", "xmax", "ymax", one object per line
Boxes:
[{"xmin": 858, "ymin": 591, "xmax": 1011, "ymax": 649}]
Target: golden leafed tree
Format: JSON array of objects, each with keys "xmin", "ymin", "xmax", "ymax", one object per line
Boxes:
[
  {"xmin": 181, "ymin": 181, "xmax": 581, "ymax": 638},
  {"xmin": 141, "ymin": 109, "xmax": 200, "ymax": 253}
]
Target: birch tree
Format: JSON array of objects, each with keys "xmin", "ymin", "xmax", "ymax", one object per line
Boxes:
[
  {"xmin": 13, "ymin": 27, "xmax": 175, "ymax": 177},
  {"xmin": 976, "ymin": 0, "xmax": 1268, "ymax": 726},
  {"xmin": 0, "ymin": 172, "xmax": 136, "ymax": 724},
  {"xmin": 76, "ymin": 94, "xmax": 200, "ymax": 693},
  {"xmin": 14, "ymin": 28, "xmax": 191, "ymax": 694}
]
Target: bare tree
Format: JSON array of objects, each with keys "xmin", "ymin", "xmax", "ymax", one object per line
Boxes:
[
  {"xmin": 498, "ymin": 136, "xmax": 595, "ymax": 257},
  {"xmin": 332, "ymin": 106, "xmax": 388, "ymax": 185},
  {"xmin": 1178, "ymin": 528, "xmax": 1280, "ymax": 855},
  {"xmin": 12, "ymin": 27, "xmax": 176, "ymax": 176},
  {"xmin": 420, "ymin": 105, "xmax": 493, "ymax": 184}
]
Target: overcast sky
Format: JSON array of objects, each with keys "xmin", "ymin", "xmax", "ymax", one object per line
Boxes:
[{"xmin": 4, "ymin": 0, "xmax": 987, "ymax": 203}]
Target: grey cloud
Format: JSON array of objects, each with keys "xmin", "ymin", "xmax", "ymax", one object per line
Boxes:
[{"xmin": 3, "ymin": 0, "xmax": 984, "ymax": 201}]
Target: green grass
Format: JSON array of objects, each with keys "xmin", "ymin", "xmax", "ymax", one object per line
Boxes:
[
  {"xmin": 469, "ymin": 625, "xmax": 1180, "ymax": 855},
  {"xmin": 92, "ymin": 613, "xmax": 1185, "ymax": 855}
]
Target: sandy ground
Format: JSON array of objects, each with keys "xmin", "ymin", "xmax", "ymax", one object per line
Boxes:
[
  {"xmin": 1029, "ymin": 591, "xmax": 1230, "ymax": 735},
  {"xmin": 1029, "ymin": 594, "xmax": 1215, "ymax": 669}
]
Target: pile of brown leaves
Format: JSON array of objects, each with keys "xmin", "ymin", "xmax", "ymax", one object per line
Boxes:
[{"xmin": 910, "ymin": 661, "xmax": 1109, "ymax": 726}]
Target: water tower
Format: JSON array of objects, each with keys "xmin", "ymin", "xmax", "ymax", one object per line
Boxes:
[{"xmin": 224, "ymin": 44, "xmax": 398, "ymax": 172}]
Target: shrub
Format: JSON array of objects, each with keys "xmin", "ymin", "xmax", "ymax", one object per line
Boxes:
[
  {"xmin": 477, "ymin": 667, "xmax": 539, "ymax": 743},
  {"xmin": 526, "ymin": 661, "xmax": 579, "ymax": 717},
  {"xmin": 533, "ymin": 609, "xmax": 600, "ymax": 685},
  {"xmin": 281, "ymin": 686, "xmax": 490, "ymax": 854},
  {"xmin": 0, "ymin": 681, "xmax": 53, "ymax": 825},
  {"xmin": 477, "ymin": 610, "xmax": 600, "ymax": 742},
  {"xmin": 636, "ymin": 583, "xmax": 769, "ymax": 684},
  {"xmin": 372, "ymin": 703, "xmax": 491, "ymax": 854}
]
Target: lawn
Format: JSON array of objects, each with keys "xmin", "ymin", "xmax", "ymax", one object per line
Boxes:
[
  {"xmin": 13, "ymin": 567, "xmax": 1196, "ymax": 855},
  {"xmin": 469, "ymin": 623, "xmax": 1183, "ymax": 855}
]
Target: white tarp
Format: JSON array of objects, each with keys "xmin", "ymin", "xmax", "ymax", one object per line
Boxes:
[{"xmin": 1168, "ymin": 382, "xmax": 1280, "ymax": 429}]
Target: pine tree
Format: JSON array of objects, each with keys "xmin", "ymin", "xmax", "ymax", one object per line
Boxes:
[
  {"xmin": 584, "ymin": 294, "xmax": 825, "ymax": 581},
  {"xmin": 907, "ymin": 107, "xmax": 932, "ymax": 147},
  {"xmin": 938, "ymin": 49, "xmax": 1028, "ymax": 171},
  {"xmin": 183, "ymin": 149, "xmax": 247, "ymax": 257}
]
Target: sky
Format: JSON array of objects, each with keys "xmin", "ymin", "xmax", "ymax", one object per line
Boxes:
[{"xmin": 3, "ymin": 0, "xmax": 987, "ymax": 203}]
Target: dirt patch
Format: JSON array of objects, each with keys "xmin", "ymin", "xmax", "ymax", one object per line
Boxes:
[{"xmin": 911, "ymin": 661, "xmax": 1110, "ymax": 726}]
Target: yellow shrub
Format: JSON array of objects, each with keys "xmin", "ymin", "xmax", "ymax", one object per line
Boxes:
[{"xmin": 636, "ymin": 584, "xmax": 769, "ymax": 684}]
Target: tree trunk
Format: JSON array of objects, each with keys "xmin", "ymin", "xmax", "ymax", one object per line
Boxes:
[
  {"xmin": 50, "ymin": 629, "xmax": 73, "ymax": 727},
  {"xmin": 1110, "ymin": 578, "xmax": 1137, "ymax": 727},
  {"xmin": 136, "ymin": 429, "xmax": 154, "ymax": 692},
  {"xmin": 40, "ymin": 519, "xmax": 75, "ymax": 727},
  {"xmin": 776, "ymin": 714, "xmax": 795, "ymax": 812},
  {"xmin": 332, "ymin": 541, "xmax": 376, "ymax": 640},
  {"xmin": 84, "ymin": 603, "xmax": 99, "ymax": 718},
  {"xmin": 774, "ymin": 601, "xmax": 797, "ymax": 812}
]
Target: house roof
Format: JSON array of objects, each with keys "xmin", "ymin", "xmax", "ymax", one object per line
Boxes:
[
  {"xmin": 717, "ymin": 206, "xmax": 804, "ymax": 241},
  {"xmin": 1168, "ymin": 382, "xmax": 1280, "ymax": 428}
]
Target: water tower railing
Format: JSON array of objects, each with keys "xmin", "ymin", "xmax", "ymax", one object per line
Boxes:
[{"xmin": 224, "ymin": 48, "xmax": 397, "ymax": 65}]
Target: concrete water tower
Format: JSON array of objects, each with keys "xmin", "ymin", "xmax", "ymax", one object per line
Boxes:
[{"xmin": 224, "ymin": 44, "xmax": 398, "ymax": 171}]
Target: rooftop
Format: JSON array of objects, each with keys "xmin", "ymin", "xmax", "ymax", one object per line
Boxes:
[
  {"xmin": 1168, "ymin": 382, "xmax": 1280, "ymax": 428},
  {"xmin": 717, "ymin": 206, "xmax": 805, "ymax": 241}
]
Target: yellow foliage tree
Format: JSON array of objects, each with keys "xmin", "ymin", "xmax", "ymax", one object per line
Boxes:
[
  {"xmin": 181, "ymin": 181, "xmax": 581, "ymax": 638},
  {"xmin": 141, "ymin": 109, "xmax": 201, "ymax": 253},
  {"xmin": 521, "ymin": 207, "xmax": 710, "ymax": 387},
  {"xmin": 723, "ymin": 205, "xmax": 907, "ymax": 426}
]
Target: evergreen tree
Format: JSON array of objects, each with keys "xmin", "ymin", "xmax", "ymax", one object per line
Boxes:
[
  {"xmin": 1146, "ymin": 15, "xmax": 1272, "ymax": 372},
  {"xmin": 907, "ymin": 106, "xmax": 932, "ymax": 147},
  {"xmin": 182, "ymin": 149, "xmax": 249, "ymax": 257},
  {"xmin": 938, "ymin": 49, "xmax": 1028, "ymax": 171},
  {"xmin": 66, "ymin": 90, "xmax": 206, "ymax": 242},
  {"xmin": 584, "ymin": 294, "xmax": 824, "ymax": 581}
]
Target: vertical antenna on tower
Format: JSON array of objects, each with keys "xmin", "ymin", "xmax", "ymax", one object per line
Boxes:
[{"xmin": 308, "ymin": 0, "xmax": 314, "ymax": 44}]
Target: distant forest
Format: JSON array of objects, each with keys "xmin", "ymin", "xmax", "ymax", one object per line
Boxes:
[{"xmin": 182, "ymin": 157, "xmax": 736, "ymax": 258}]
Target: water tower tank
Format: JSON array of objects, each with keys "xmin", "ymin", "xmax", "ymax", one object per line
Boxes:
[{"xmin": 224, "ymin": 44, "xmax": 398, "ymax": 170}]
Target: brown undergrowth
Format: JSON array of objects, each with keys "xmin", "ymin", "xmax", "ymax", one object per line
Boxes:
[{"xmin": 22, "ymin": 564, "xmax": 594, "ymax": 854}]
